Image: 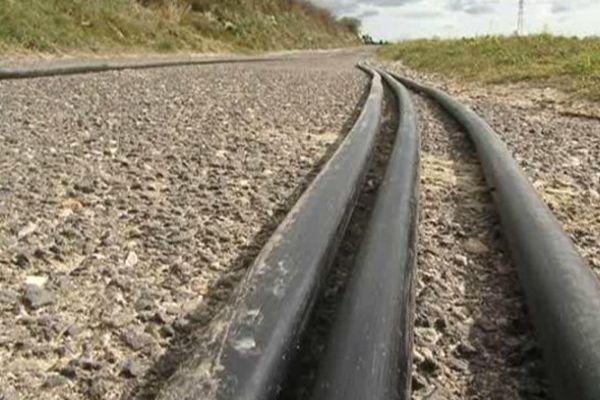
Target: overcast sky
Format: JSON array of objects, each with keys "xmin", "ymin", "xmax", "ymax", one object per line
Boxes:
[{"xmin": 310, "ymin": 0, "xmax": 600, "ymax": 40}]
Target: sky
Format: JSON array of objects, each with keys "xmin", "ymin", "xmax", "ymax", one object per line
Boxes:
[{"xmin": 310, "ymin": 0, "xmax": 600, "ymax": 40}]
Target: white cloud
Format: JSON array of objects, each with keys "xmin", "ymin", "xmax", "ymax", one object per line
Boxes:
[
  {"xmin": 356, "ymin": 9, "xmax": 380, "ymax": 18},
  {"xmin": 464, "ymin": 3, "xmax": 495, "ymax": 15},
  {"xmin": 311, "ymin": 0, "xmax": 421, "ymax": 14},
  {"xmin": 308, "ymin": 0, "xmax": 600, "ymax": 39},
  {"xmin": 551, "ymin": 3, "xmax": 570, "ymax": 13}
]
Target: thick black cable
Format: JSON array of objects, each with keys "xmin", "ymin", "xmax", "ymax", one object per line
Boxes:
[
  {"xmin": 158, "ymin": 68, "xmax": 384, "ymax": 400},
  {"xmin": 311, "ymin": 68, "xmax": 419, "ymax": 400},
  {"xmin": 0, "ymin": 56, "xmax": 285, "ymax": 80},
  {"xmin": 392, "ymin": 72, "xmax": 600, "ymax": 400}
]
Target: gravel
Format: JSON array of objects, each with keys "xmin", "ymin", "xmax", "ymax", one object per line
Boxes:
[
  {"xmin": 382, "ymin": 60, "xmax": 599, "ymax": 399},
  {"xmin": 1, "ymin": 50, "xmax": 596, "ymax": 400},
  {"xmin": 460, "ymin": 88, "xmax": 600, "ymax": 279},
  {"xmin": 407, "ymin": 95, "xmax": 547, "ymax": 400},
  {"xmin": 0, "ymin": 52, "xmax": 368, "ymax": 400},
  {"xmin": 386, "ymin": 62, "xmax": 599, "ymax": 279}
]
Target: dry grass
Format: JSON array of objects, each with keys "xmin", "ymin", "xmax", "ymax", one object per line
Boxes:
[
  {"xmin": 380, "ymin": 34, "xmax": 600, "ymax": 101},
  {"xmin": 0, "ymin": 0, "xmax": 359, "ymax": 55}
]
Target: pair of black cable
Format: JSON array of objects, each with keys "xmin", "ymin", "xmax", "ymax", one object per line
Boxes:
[
  {"xmin": 158, "ymin": 66, "xmax": 419, "ymax": 400},
  {"xmin": 159, "ymin": 67, "xmax": 600, "ymax": 400},
  {"xmin": 13, "ymin": 58, "xmax": 593, "ymax": 400},
  {"xmin": 316, "ymin": 70, "xmax": 600, "ymax": 400}
]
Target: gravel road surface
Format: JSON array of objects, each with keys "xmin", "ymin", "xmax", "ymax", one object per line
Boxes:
[
  {"xmin": 408, "ymin": 95, "xmax": 546, "ymax": 400},
  {"xmin": 385, "ymin": 62, "xmax": 599, "ymax": 280},
  {"xmin": 0, "ymin": 50, "xmax": 597, "ymax": 400},
  {"xmin": 0, "ymin": 51, "xmax": 368, "ymax": 400},
  {"xmin": 383, "ymin": 60, "xmax": 599, "ymax": 400}
]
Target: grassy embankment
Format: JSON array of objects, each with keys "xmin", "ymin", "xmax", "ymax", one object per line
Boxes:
[
  {"xmin": 380, "ymin": 34, "xmax": 600, "ymax": 101},
  {"xmin": 0, "ymin": 0, "xmax": 359, "ymax": 55}
]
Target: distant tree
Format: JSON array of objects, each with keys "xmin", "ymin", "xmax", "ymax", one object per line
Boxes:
[
  {"xmin": 338, "ymin": 17, "xmax": 361, "ymax": 36},
  {"xmin": 361, "ymin": 34, "xmax": 375, "ymax": 45}
]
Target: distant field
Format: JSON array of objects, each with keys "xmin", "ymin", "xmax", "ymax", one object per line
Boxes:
[
  {"xmin": 0, "ymin": 0, "xmax": 358, "ymax": 54},
  {"xmin": 380, "ymin": 34, "xmax": 600, "ymax": 101}
]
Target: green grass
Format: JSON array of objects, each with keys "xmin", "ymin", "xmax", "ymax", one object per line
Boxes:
[
  {"xmin": 0, "ymin": 0, "xmax": 359, "ymax": 55},
  {"xmin": 380, "ymin": 34, "xmax": 600, "ymax": 101}
]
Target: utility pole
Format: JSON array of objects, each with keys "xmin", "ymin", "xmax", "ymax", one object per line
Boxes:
[{"xmin": 517, "ymin": 0, "xmax": 524, "ymax": 35}]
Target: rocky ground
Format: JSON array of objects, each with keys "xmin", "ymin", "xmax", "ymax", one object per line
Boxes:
[
  {"xmin": 408, "ymin": 95, "xmax": 546, "ymax": 400},
  {"xmin": 457, "ymin": 84, "xmax": 600, "ymax": 279},
  {"xmin": 0, "ymin": 52, "xmax": 368, "ymax": 400},
  {"xmin": 387, "ymin": 63, "xmax": 599, "ymax": 279},
  {"xmin": 0, "ymin": 50, "xmax": 597, "ymax": 400},
  {"xmin": 383, "ymin": 60, "xmax": 599, "ymax": 399}
]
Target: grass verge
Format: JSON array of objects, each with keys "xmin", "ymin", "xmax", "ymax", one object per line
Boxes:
[
  {"xmin": 380, "ymin": 34, "xmax": 600, "ymax": 101},
  {"xmin": 0, "ymin": 0, "xmax": 359, "ymax": 55}
]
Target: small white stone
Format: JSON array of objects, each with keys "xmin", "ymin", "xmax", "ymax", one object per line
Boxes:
[
  {"xmin": 463, "ymin": 238, "xmax": 489, "ymax": 254},
  {"xmin": 415, "ymin": 327, "xmax": 441, "ymax": 345},
  {"xmin": 454, "ymin": 254, "xmax": 468, "ymax": 267},
  {"xmin": 17, "ymin": 222, "xmax": 37, "ymax": 240},
  {"xmin": 125, "ymin": 251, "xmax": 138, "ymax": 267},
  {"xmin": 25, "ymin": 275, "xmax": 48, "ymax": 288},
  {"xmin": 233, "ymin": 337, "xmax": 257, "ymax": 353}
]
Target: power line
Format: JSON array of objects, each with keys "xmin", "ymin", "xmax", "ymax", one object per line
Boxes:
[{"xmin": 517, "ymin": 0, "xmax": 525, "ymax": 35}]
